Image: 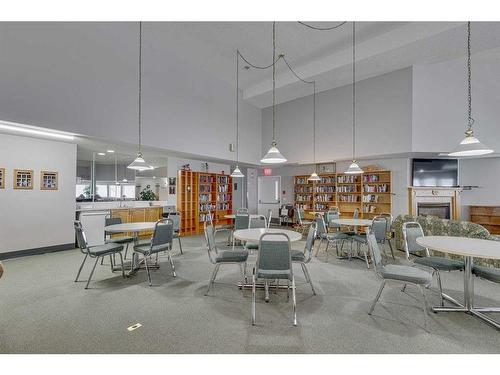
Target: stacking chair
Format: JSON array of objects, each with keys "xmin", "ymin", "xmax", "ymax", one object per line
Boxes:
[
  {"xmin": 295, "ymin": 206, "xmax": 313, "ymax": 236},
  {"xmin": 352, "ymin": 216, "xmax": 390, "ymax": 268},
  {"xmin": 204, "ymin": 222, "xmax": 248, "ymax": 295},
  {"xmin": 133, "ymin": 219, "xmax": 176, "ymax": 286},
  {"xmin": 379, "ymin": 213, "xmax": 395, "ymax": 259},
  {"xmin": 74, "ymin": 221, "xmax": 125, "ymax": 289},
  {"xmin": 403, "ymin": 222, "xmax": 464, "ymax": 306},
  {"xmin": 236, "ymin": 208, "xmax": 249, "ymax": 214},
  {"xmin": 245, "ymin": 215, "xmax": 268, "ymax": 251},
  {"xmin": 169, "ymin": 212, "xmax": 183, "ymax": 255},
  {"xmin": 232, "ymin": 212, "xmax": 250, "ymax": 248},
  {"xmin": 252, "ymin": 233, "xmax": 297, "ymax": 326},
  {"xmin": 314, "ymin": 214, "xmax": 348, "ymax": 258},
  {"xmin": 291, "ymin": 223, "xmax": 317, "ymax": 295},
  {"xmin": 104, "ymin": 216, "xmax": 134, "ymax": 259},
  {"xmin": 366, "ymin": 231, "xmax": 433, "ymax": 331},
  {"xmin": 325, "ymin": 209, "xmax": 341, "ymax": 231}
]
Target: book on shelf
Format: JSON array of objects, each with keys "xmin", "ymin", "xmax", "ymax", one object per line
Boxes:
[
  {"xmin": 363, "ymin": 205, "xmax": 377, "ymax": 214},
  {"xmin": 338, "ymin": 194, "xmax": 360, "ymax": 202},
  {"xmin": 363, "ymin": 174, "xmax": 380, "ymax": 183},
  {"xmin": 362, "ymin": 194, "xmax": 379, "ymax": 203},
  {"xmin": 363, "ymin": 184, "xmax": 389, "ymax": 193},
  {"xmin": 337, "ymin": 175, "xmax": 358, "ymax": 184}
]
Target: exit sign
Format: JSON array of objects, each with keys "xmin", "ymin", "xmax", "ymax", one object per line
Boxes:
[{"xmin": 263, "ymin": 168, "xmax": 272, "ymax": 176}]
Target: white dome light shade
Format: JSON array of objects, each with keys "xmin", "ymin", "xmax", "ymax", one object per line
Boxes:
[
  {"xmin": 308, "ymin": 172, "xmax": 321, "ymax": 182},
  {"xmin": 345, "ymin": 160, "xmax": 364, "ymax": 174},
  {"xmin": 230, "ymin": 165, "xmax": 245, "ymax": 178},
  {"xmin": 127, "ymin": 152, "xmax": 154, "ymax": 171},
  {"xmin": 448, "ymin": 131, "xmax": 493, "ymax": 157},
  {"xmin": 260, "ymin": 142, "xmax": 287, "ymax": 164}
]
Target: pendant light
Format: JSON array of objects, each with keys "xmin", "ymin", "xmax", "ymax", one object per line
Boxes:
[
  {"xmin": 128, "ymin": 22, "xmax": 154, "ymax": 171},
  {"xmin": 308, "ymin": 82, "xmax": 320, "ymax": 182},
  {"xmin": 345, "ymin": 22, "xmax": 363, "ymax": 174},
  {"xmin": 261, "ymin": 22, "xmax": 287, "ymax": 164},
  {"xmin": 231, "ymin": 50, "xmax": 245, "ymax": 178},
  {"xmin": 448, "ymin": 22, "xmax": 493, "ymax": 157}
]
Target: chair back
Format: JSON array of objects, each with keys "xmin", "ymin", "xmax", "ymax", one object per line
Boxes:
[
  {"xmin": 169, "ymin": 213, "xmax": 181, "ymax": 232},
  {"xmin": 315, "ymin": 214, "xmax": 328, "ymax": 237},
  {"xmin": 151, "ymin": 219, "xmax": 174, "ymax": 249},
  {"xmin": 295, "ymin": 206, "xmax": 305, "ymax": 225},
  {"xmin": 266, "ymin": 209, "xmax": 273, "ymax": 228},
  {"xmin": 256, "ymin": 233, "xmax": 292, "ymax": 280},
  {"xmin": 303, "ymin": 222, "xmax": 317, "ymax": 263},
  {"xmin": 402, "ymin": 222, "xmax": 429, "ymax": 259},
  {"xmin": 104, "ymin": 217, "xmax": 122, "ymax": 238},
  {"xmin": 366, "ymin": 230, "xmax": 383, "ymax": 273},
  {"xmin": 204, "ymin": 222, "xmax": 218, "ymax": 264},
  {"xmin": 249, "ymin": 215, "xmax": 267, "ymax": 229},
  {"xmin": 74, "ymin": 221, "xmax": 89, "ymax": 254},
  {"xmin": 235, "ymin": 213, "xmax": 250, "ymax": 230},
  {"xmin": 236, "ymin": 208, "xmax": 249, "ymax": 215},
  {"xmin": 371, "ymin": 216, "xmax": 388, "ymax": 242},
  {"xmin": 326, "ymin": 210, "xmax": 340, "ymax": 229},
  {"xmin": 379, "ymin": 213, "xmax": 393, "ymax": 230}
]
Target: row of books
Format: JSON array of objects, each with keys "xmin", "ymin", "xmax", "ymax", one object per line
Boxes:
[
  {"xmin": 314, "ymin": 203, "xmax": 329, "ymax": 211},
  {"xmin": 296, "ymin": 203, "xmax": 311, "ymax": 210},
  {"xmin": 216, "ymin": 203, "xmax": 230, "ymax": 210},
  {"xmin": 363, "ymin": 174, "xmax": 380, "ymax": 183},
  {"xmin": 217, "ymin": 193, "xmax": 231, "ymax": 202},
  {"xmin": 338, "ymin": 194, "xmax": 360, "ymax": 202},
  {"xmin": 199, "ymin": 175, "xmax": 215, "ymax": 184},
  {"xmin": 199, "ymin": 185, "xmax": 212, "ymax": 193},
  {"xmin": 296, "ymin": 194, "xmax": 313, "ymax": 202},
  {"xmin": 199, "ymin": 193, "xmax": 212, "ymax": 202},
  {"xmin": 295, "ymin": 186, "xmax": 314, "ymax": 193},
  {"xmin": 295, "ymin": 177, "xmax": 309, "ymax": 184},
  {"xmin": 217, "ymin": 176, "xmax": 230, "ymax": 184},
  {"xmin": 315, "ymin": 186, "xmax": 335, "ymax": 193},
  {"xmin": 337, "ymin": 175, "xmax": 358, "ymax": 184},
  {"xmin": 199, "ymin": 213, "xmax": 214, "ymax": 222},
  {"xmin": 199, "ymin": 203, "xmax": 215, "ymax": 212},
  {"xmin": 363, "ymin": 205, "xmax": 378, "ymax": 214},
  {"xmin": 364, "ymin": 184, "xmax": 389, "ymax": 192},
  {"xmin": 362, "ymin": 194, "xmax": 379, "ymax": 203},
  {"xmin": 338, "ymin": 185, "xmax": 358, "ymax": 193},
  {"xmin": 319, "ymin": 177, "xmax": 335, "ymax": 184},
  {"xmin": 315, "ymin": 194, "xmax": 335, "ymax": 202},
  {"xmin": 217, "ymin": 184, "xmax": 229, "ymax": 192}
]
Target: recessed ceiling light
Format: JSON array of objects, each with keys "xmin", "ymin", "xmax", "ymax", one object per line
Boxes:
[
  {"xmin": 97, "ymin": 152, "xmax": 106, "ymax": 156},
  {"xmin": 107, "ymin": 150, "xmax": 115, "ymax": 153}
]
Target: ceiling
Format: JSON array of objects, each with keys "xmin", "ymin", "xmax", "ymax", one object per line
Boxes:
[{"xmin": 156, "ymin": 21, "xmax": 500, "ymax": 108}]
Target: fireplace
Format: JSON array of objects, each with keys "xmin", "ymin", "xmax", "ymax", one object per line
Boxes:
[{"xmin": 417, "ymin": 203, "xmax": 451, "ymax": 219}]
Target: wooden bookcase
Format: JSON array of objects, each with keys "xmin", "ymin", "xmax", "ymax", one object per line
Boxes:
[
  {"xmin": 469, "ymin": 206, "xmax": 500, "ymax": 235},
  {"xmin": 294, "ymin": 170, "xmax": 392, "ymax": 219},
  {"xmin": 177, "ymin": 170, "xmax": 232, "ymax": 236}
]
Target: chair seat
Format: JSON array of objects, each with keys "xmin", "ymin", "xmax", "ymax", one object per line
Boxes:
[
  {"xmin": 381, "ymin": 264, "xmax": 433, "ymax": 285},
  {"xmin": 352, "ymin": 234, "xmax": 367, "ymax": 243},
  {"xmin": 134, "ymin": 243, "xmax": 170, "ymax": 254},
  {"xmin": 245, "ymin": 242, "xmax": 259, "ymax": 250},
  {"xmin": 291, "ymin": 250, "xmax": 305, "ymax": 262},
  {"xmin": 301, "ymin": 221, "xmax": 313, "ymax": 226},
  {"xmin": 320, "ymin": 232, "xmax": 349, "ymax": 241},
  {"xmin": 473, "ymin": 265, "xmax": 500, "ymax": 283},
  {"xmin": 257, "ymin": 269, "xmax": 292, "ymax": 280},
  {"xmin": 106, "ymin": 235, "xmax": 134, "ymax": 244},
  {"xmin": 414, "ymin": 256, "xmax": 464, "ymax": 271},
  {"xmin": 88, "ymin": 243, "xmax": 123, "ymax": 256},
  {"xmin": 215, "ymin": 250, "xmax": 248, "ymax": 263}
]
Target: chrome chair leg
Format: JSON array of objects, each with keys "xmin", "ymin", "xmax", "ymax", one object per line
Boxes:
[
  {"xmin": 85, "ymin": 256, "xmax": 100, "ymax": 289},
  {"xmin": 387, "ymin": 239, "xmax": 395, "ymax": 259},
  {"xmin": 167, "ymin": 251, "xmax": 177, "ymax": 277},
  {"xmin": 118, "ymin": 252, "xmax": 125, "ymax": 278},
  {"xmin": 75, "ymin": 253, "xmax": 88, "ymax": 282},
  {"xmin": 401, "ymin": 283, "xmax": 407, "ymax": 292},
  {"xmin": 275, "ymin": 279, "xmax": 279, "ymax": 294},
  {"xmin": 144, "ymin": 253, "xmax": 152, "ymax": 286},
  {"xmin": 264, "ymin": 280, "xmax": 270, "ymax": 302},
  {"xmin": 418, "ymin": 284, "xmax": 429, "ymax": 332},
  {"xmin": 124, "ymin": 242, "xmax": 129, "ymax": 260},
  {"xmin": 292, "ymin": 276, "xmax": 297, "ymax": 326},
  {"xmin": 435, "ymin": 269, "xmax": 445, "ymax": 307},
  {"xmin": 239, "ymin": 263, "xmax": 245, "ymax": 286},
  {"xmin": 301, "ymin": 263, "xmax": 316, "ymax": 295},
  {"xmin": 369, "ymin": 280, "xmax": 386, "ymax": 315},
  {"xmin": 177, "ymin": 237, "xmax": 183, "ymax": 255},
  {"xmin": 252, "ymin": 269, "xmax": 256, "ymax": 325},
  {"xmin": 205, "ymin": 263, "xmax": 220, "ymax": 295}
]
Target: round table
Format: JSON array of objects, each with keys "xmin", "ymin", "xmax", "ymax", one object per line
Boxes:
[
  {"xmin": 233, "ymin": 228, "xmax": 302, "ymax": 243},
  {"xmin": 331, "ymin": 218, "xmax": 372, "ymax": 227},
  {"xmin": 417, "ymin": 235, "xmax": 500, "ymax": 329},
  {"xmin": 224, "ymin": 214, "xmax": 262, "ymax": 219}
]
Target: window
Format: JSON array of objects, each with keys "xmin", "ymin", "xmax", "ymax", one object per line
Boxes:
[
  {"xmin": 96, "ymin": 184, "xmax": 108, "ymax": 198},
  {"xmin": 76, "ymin": 184, "xmax": 88, "ymax": 198},
  {"xmin": 122, "ymin": 184, "xmax": 136, "ymax": 199}
]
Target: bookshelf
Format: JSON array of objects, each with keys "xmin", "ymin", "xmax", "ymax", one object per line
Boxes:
[
  {"xmin": 177, "ymin": 170, "xmax": 233, "ymax": 236},
  {"xmin": 294, "ymin": 170, "xmax": 392, "ymax": 219}
]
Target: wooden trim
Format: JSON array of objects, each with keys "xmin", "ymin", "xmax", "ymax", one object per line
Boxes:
[
  {"xmin": 13, "ymin": 168, "xmax": 34, "ymax": 190},
  {"xmin": 0, "ymin": 167, "xmax": 5, "ymax": 189},
  {"xmin": 40, "ymin": 171, "xmax": 58, "ymax": 190}
]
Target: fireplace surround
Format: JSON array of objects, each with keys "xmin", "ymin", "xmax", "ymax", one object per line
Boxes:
[{"xmin": 408, "ymin": 187, "xmax": 462, "ymax": 220}]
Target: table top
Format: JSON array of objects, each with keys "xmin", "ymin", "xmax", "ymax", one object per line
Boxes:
[
  {"xmin": 417, "ymin": 236, "xmax": 500, "ymax": 260},
  {"xmin": 105, "ymin": 222, "xmax": 157, "ymax": 233},
  {"xmin": 331, "ymin": 218, "xmax": 372, "ymax": 227},
  {"xmin": 233, "ymin": 228, "xmax": 302, "ymax": 242},
  {"xmin": 224, "ymin": 214, "xmax": 262, "ymax": 219}
]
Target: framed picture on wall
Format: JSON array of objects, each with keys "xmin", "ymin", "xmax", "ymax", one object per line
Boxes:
[
  {"xmin": 317, "ymin": 163, "xmax": 336, "ymax": 174},
  {"xmin": 14, "ymin": 169, "xmax": 34, "ymax": 190},
  {"xmin": 169, "ymin": 186, "xmax": 176, "ymax": 195},
  {"xmin": 40, "ymin": 171, "xmax": 58, "ymax": 190},
  {"xmin": 168, "ymin": 177, "xmax": 176, "ymax": 186},
  {"xmin": 0, "ymin": 168, "xmax": 5, "ymax": 189}
]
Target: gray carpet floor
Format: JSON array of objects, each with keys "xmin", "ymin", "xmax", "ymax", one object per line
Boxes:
[{"xmin": 1, "ymin": 232, "xmax": 499, "ymax": 353}]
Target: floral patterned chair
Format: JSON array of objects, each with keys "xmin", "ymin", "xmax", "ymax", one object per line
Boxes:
[{"xmin": 392, "ymin": 215, "xmax": 500, "ymax": 268}]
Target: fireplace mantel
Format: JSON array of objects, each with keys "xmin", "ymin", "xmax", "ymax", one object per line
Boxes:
[{"xmin": 408, "ymin": 187, "xmax": 462, "ymax": 220}]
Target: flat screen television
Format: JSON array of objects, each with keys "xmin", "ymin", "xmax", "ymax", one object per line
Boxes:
[{"xmin": 412, "ymin": 158, "xmax": 459, "ymax": 187}]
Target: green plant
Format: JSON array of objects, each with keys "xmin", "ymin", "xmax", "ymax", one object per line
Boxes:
[
  {"xmin": 139, "ymin": 184, "xmax": 157, "ymax": 201},
  {"xmin": 83, "ymin": 185, "xmax": 91, "ymax": 198}
]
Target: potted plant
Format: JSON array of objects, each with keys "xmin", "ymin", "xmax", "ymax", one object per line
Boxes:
[{"xmin": 139, "ymin": 184, "xmax": 157, "ymax": 201}]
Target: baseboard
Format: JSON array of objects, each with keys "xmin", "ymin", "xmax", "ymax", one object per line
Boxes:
[{"xmin": 0, "ymin": 243, "xmax": 75, "ymax": 260}]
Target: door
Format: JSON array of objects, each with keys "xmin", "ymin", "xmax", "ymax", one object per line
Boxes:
[{"xmin": 257, "ymin": 176, "xmax": 281, "ymax": 222}]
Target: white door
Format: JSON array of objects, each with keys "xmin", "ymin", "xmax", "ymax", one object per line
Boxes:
[{"xmin": 257, "ymin": 176, "xmax": 281, "ymax": 221}]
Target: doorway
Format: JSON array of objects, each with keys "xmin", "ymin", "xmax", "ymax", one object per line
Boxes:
[{"xmin": 257, "ymin": 176, "xmax": 281, "ymax": 220}]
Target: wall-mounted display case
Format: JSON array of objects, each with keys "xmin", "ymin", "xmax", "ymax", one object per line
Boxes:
[
  {"xmin": 14, "ymin": 169, "xmax": 34, "ymax": 190},
  {"xmin": 0, "ymin": 168, "xmax": 5, "ymax": 189},
  {"xmin": 41, "ymin": 171, "xmax": 58, "ymax": 190}
]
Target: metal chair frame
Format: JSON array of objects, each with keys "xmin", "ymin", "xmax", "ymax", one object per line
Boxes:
[{"xmin": 293, "ymin": 223, "xmax": 317, "ymax": 295}]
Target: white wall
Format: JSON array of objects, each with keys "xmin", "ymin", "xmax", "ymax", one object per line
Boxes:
[
  {"xmin": 0, "ymin": 134, "xmax": 77, "ymax": 253},
  {"xmin": 412, "ymin": 50, "xmax": 500, "ymax": 153},
  {"xmin": 261, "ymin": 68, "xmax": 413, "ymax": 163},
  {"xmin": 0, "ymin": 23, "xmax": 262, "ymax": 165}
]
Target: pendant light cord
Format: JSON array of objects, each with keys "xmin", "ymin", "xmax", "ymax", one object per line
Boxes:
[
  {"xmin": 138, "ymin": 21, "xmax": 143, "ymax": 154},
  {"xmin": 272, "ymin": 21, "xmax": 276, "ymax": 143},
  {"xmin": 352, "ymin": 21, "xmax": 356, "ymax": 161},
  {"xmin": 467, "ymin": 21, "xmax": 474, "ymax": 132},
  {"xmin": 236, "ymin": 49, "xmax": 239, "ymax": 163}
]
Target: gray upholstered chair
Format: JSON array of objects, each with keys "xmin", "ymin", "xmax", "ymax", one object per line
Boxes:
[
  {"xmin": 105, "ymin": 216, "xmax": 134, "ymax": 259},
  {"xmin": 232, "ymin": 212, "xmax": 250, "ymax": 248},
  {"xmin": 403, "ymin": 222, "xmax": 464, "ymax": 306},
  {"xmin": 133, "ymin": 218, "xmax": 176, "ymax": 286},
  {"xmin": 291, "ymin": 223, "xmax": 317, "ymax": 295},
  {"xmin": 204, "ymin": 222, "xmax": 248, "ymax": 295},
  {"xmin": 74, "ymin": 221, "xmax": 125, "ymax": 289},
  {"xmin": 325, "ymin": 209, "xmax": 341, "ymax": 231},
  {"xmin": 472, "ymin": 266, "xmax": 500, "ymax": 284},
  {"xmin": 252, "ymin": 232, "xmax": 297, "ymax": 326},
  {"xmin": 366, "ymin": 230, "xmax": 433, "ymax": 331},
  {"xmin": 379, "ymin": 212, "xmax": 395, "ymax": 259},
  {"xmin": 245, "ymin": 215, "xmax": 267, "ymax": 251},
  {"xmin": 314, "ymin": 214, "xmax": 348, "ymax": 258},
  {"xmin": 352, "ymin": 216, "xmax": 390, "ymax": 268},
  {"xmin": 169, "ymin": 212, "xmax": 183, "ymax": 255},
  {"xmin": 295, "ymin": 206, "xmax": 313, "ymax": 236}
]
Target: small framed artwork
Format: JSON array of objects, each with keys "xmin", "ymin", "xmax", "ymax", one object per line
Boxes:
[
  {"xmin": 169, "ymin": 186, "xmax": 176, "ymax": 195},
  {"xmin": 41, "ymin": 171, "xmax": 58, "ymax": 190},
  {"xmin": 168, "ymin": 177, "xmax": 176, "ymax": 186},
  {"xmin": 318, "ymin": 163, "xmax": 336, "ymax": 174},
  {"xmin": 0, "ymin": 168, "xmax": 5, "ymax": 189},
  {"xmin": 14, "ymin": 169, "xmax": 34, "ymax": 190}
]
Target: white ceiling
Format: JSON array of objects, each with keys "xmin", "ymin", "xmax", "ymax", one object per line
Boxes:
[{"xmin": 156, "ymin": 21, "xmax": 500, "ymax": 108}]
